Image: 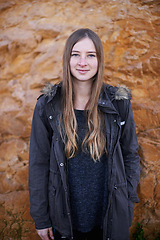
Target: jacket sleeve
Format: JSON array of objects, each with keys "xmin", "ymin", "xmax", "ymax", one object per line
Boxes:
[
  {"xmin": 29, "ymin": 97, "xmax": 52, "ymax": 229},
  {"xmin": 120, "ymin": 100, "xmax": 140, "ymax": 203}
]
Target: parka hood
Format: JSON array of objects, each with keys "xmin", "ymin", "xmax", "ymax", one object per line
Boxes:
[
  {"xmin": 115, "ymin": 85, "xmax": 131, "ymax": 100},
  {"xmin": 41, "ymin": 81, "xmax": 131, "ymax": 101},
  {"xmin": 41, "ymin": 82, "xmax": 62, "ymax": 97}
]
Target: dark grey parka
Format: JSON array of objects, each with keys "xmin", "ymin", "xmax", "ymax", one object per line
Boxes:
[{"xmin": 29, "ymin": 82, "xmax": 140, "ymax": 240}]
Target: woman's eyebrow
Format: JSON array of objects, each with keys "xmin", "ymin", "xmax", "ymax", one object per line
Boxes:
[
  {"xmin": 87, "ymin": 51, "xmax": 97, "ymax": 53},
  {"xmin": 71, "ymin": 50, "xmax": 97, "ymax": 53}
]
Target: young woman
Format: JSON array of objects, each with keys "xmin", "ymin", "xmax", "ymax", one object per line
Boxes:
[{"xmin": 29, "ymin": 28, "xmax": 140, "ymax": 240}]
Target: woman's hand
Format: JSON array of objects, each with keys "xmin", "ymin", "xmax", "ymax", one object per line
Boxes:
[{"xmin": 36, "ymin": 227, "xmax": 54, "ymax": 240}]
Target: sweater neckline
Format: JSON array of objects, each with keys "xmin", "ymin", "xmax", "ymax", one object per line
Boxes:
[{"xmin": 74, "ymin": 109, "xmax": 88, "ymax": 112}]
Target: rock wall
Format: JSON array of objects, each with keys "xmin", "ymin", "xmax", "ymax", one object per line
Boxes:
[{"xmin": 0, "ymin": 0, "xmax": 160, "ymax": 239}]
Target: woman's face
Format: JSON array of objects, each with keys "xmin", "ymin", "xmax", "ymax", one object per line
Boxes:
[{"xmin": 70, "ymin": 38, "xmax": 98, "ymax": 82}]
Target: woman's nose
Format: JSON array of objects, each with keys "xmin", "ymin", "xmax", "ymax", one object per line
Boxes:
[{"xmin": 78, "ymin": 57, "xmax": 87, "ymax": 66}]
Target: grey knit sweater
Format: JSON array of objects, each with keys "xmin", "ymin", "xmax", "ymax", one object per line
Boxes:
[{"xmin": 68, "ymin": 110, "xmax": 108, "ymax": 233}]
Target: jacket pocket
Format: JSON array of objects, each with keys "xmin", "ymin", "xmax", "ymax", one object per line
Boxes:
[
  {"xmin": 49, "ymin": 186, "xmax": 56, "ymax": 226},
  {"xmin": 48, "ymin": 169, "xmax": 71, "ymax": 235},
  {"xmin": 48, "ymin": 168, "xmax": 62, "ymax": 227},
  {"xmin": 111, "ymin": 183, "xmax": 130, "ymax": 240}
]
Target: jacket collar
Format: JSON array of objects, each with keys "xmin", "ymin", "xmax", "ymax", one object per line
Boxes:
[
  {"xmin": 42, "ymin": 81, "xmax": 131, "ymax": 115},
  {"xmin": 98, "ymin": 83, "xmax": 118, "ymax": 115}
]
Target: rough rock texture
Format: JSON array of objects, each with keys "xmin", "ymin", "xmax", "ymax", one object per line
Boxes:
[{"xmin": 0, "ymin": 0, "xmax": 159, "ymax": 239}]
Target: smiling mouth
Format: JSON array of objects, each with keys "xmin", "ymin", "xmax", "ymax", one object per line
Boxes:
[{"xmin": 77, "ymin": 69, "xmax": 89, "ymax": 74}]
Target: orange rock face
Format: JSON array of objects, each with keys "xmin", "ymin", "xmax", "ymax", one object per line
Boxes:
[{"xmin": 0, "ymin": 0, "xmax": 160, "ymax": 239}]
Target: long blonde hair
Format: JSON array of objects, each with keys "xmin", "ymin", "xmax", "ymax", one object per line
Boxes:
[{"xmin": 61, "ymin": 28, "xmax": 106, "ymax": 161}]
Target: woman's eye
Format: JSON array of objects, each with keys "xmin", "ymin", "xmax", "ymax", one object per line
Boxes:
[
  {"xmin": 88, "ymin": 54, "xmax": 96, "ymax": 58},
  {"xmin": 71, "ymin": 53, "xmax": 79, "ymax": 57}
]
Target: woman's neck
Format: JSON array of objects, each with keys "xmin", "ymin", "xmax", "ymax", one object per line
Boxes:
[{"xmin": 73, "ymin": 79, "xmax": 92, "ymax": 110}]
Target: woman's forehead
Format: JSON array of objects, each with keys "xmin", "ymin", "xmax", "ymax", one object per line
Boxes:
[{"xmin": 72, "ymin": 38, "xmax": 96, "ymax": 52}]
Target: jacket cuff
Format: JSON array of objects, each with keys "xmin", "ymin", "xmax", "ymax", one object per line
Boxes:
[
  {"xmin": 129, "ymin": 195, "xmax": 139, "ymax": 203},
  {"xmin": 34, "ymin": 218, "xmax": 52, "ymax": 230}
]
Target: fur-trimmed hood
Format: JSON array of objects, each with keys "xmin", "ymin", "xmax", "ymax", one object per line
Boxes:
[
  {"xmin": 114, "ymin": 85, "xmax": 131, "ymax": 100},
  {"xmin": 41, "ymin": 82, "xmax": 60, "ymax": 97},
  {"xmin": 41, "ymin": 81, "xmax": 131, "ymax": 102}
]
